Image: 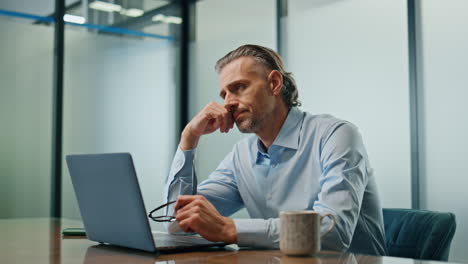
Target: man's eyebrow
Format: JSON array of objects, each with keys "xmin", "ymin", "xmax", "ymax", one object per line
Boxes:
[
  {"xmin": 219, "ymin": 79, "xmax": 250, "ymax": 98},
  {"xmin": 219, "ymin": 79, "xmax": 248, "ymax": 98},
  {"xmin": 227, "ymin": 79, "xmax": 249, "ymax": 89}
]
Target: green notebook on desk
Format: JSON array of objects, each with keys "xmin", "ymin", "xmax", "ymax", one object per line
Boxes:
[{"xmin": 62, "ymin": 227, "xmax": 86, "ymax": 236}]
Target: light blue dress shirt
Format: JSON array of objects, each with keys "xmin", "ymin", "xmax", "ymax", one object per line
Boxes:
[{"xmin": 164, "ymin": 107, "xmax": 387, "ymax": 255}]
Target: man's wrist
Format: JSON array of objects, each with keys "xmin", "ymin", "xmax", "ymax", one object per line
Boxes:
[
  {"xmin": 180, "ymin": 127, "xmax": 200, "ymax": 150},
  {"xmin": 223, "ymin": 217, "xmax": 238, "ymax": 244}
]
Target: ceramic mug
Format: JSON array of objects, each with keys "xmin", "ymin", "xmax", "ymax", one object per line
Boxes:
[{"xmin": 280, "ymin": 211, "xmax": 336, "ymax": 256}]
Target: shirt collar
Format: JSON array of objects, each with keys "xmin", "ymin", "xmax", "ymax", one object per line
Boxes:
[{"xmin": 255, "ymin": 107, "xmax": 303, "ymax": 152}]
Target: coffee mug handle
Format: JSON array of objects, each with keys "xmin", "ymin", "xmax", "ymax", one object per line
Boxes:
[{"xmin": 320, "ymin": 213, "xmax": 336, "ymax": 239}]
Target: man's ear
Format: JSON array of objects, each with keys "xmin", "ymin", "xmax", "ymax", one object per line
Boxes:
[{"xmin": 268, "ymin": 70, "xmax": 283, "ymax": 96}]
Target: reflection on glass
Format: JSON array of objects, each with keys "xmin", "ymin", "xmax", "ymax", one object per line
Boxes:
[{"xmin": 61, "ymin": 0, "xmax": 181, "ymax": 38}]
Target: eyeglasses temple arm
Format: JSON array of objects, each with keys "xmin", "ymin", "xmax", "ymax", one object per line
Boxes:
[{"xmin": 148, "ymin": 200, "xmax": 176, "ymax": 218}]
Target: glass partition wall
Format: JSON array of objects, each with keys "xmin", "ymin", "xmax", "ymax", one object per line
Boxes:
[
  {"xmin": 418, "ymin": 1, "xmax": 468, "ymax": 261},
  {"xmin": 0, "ymin": 1, "xmax": 181, "ymax": 226},
  {"xmin": 0, "ymin": 1, "xmax": 55, "ymax": 218},
  {"xmin": 283, "ymin": 0, "xmax": 412, "ymax": 208},
  {"xmin": 60, "ymin": 1, "xmax": 180, "ymax": 225}
]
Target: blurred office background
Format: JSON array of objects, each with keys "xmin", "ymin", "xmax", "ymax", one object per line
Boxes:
[{"xmin": 0, "ymin": 0, "xmax": 467, "ymax": 261}]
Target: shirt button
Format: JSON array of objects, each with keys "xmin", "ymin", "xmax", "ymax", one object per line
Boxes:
[
  {"xmin": 271, "ymin": 164, "xmax": 276, "ymax": 168},
  {"xmin": 267, "ymin": 194, "xmax": 272, "ymax": 200}
]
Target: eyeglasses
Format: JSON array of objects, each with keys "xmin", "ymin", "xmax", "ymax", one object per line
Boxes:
[
  {"xmin": 148, "ymin": 200, "xmax": 176, "ymax": 222},
  {"xmin": 148, "ymin": 163, "xmax": 198, "ymax": 222}
]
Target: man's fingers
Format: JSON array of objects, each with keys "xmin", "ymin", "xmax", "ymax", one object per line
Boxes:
[
  {"xmin": 197, "ymin": 102, "xmax": 234, "ymax": 134},
  {"xmin": 226, "ymin": 112, "xmax": 234, "ymax": 130},
  {"xmin": 173, "ymin": 195, "xmax": 236, "ymax": 243},
  {"xmin": 185, "ymin": 102, "xmax": 234, "ymax": 140},
  {"xmin": 189, "ymin": 102, "xmax": 225, "ymax": 135},
  {"xmin": 174, "ymin": 195, "xmax": 196, "ymax": 212},
  {"xmin": 211, "ymin": 107, "xmax": 231, "ymax": 133},
  {"xmin": 177, "ymin": 210, "xmax": 211, "ymax": 236},
  {"xmin": 217, "ymin": 109, "xmax": 234, "ymax": 133},
  {"xmin": 174, "ymin": 195, "xmax": 206, "ymax": 212},
  {"xmin": 178, "ymin": 215, "xmax": 198, "ymax": 233},
  {"xmin": 221, "ymin": 111, "xmax": 232, "ymax": 133},
  {"xmin": 205, "ymin": 110, "xmax": 224, "ymax": 130},
  {"xmin": 176, "ymin": 203, "xmax": 206, "ymax": 222},
  {"xmin": 218, "ymin": 114, "xmax": 228, "ymax": 133},
  {"xmin": 178, "ymin": 216, "xmax": 195, "ymax": 233},
  {"xmin": 204, "ymin": 103, "xmax": 232, "ymax": 133}
]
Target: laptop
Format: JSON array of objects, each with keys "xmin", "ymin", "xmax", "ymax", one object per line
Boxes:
[{"xmin": 66, "ymin": 153, "xmax": 227, "ymax": 253}]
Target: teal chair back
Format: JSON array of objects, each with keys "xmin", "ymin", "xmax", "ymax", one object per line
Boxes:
[{"xmin": 383, "ymin": 208, "xmax": 456, "ymax": 261}]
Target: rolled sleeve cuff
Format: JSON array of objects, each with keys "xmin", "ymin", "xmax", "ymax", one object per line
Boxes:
[
  {"xmin": 233, "ymin": 218, "xmax": 280, "ymax": 249},
  {"xmin": 165, "ymin": 147, "xmax": 197, "ymax": 209},
  {"xmin": 170, "ymin": 147, "xmax": 196, "ymax": 177}
]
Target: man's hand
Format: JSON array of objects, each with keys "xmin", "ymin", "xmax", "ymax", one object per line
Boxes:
[
  {"xmin": 174, "ymin": 195, "xmax": 237, "ymax": 244},
  {"xmin": 180, "ymin": 102, "xmax": 234, "ymax": 150}
]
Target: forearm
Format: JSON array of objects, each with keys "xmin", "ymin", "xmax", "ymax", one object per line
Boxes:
[
  {"xmin": 164, "ymin": 147, "xmax": 196, "ymax": 211},
  {"xmin": 170, "ymin": 217, "xmax": 280, "ymax": 247},
  {"xmin": 163, "ymin": 148, "xmax": 196, "ymax": 234},
  {"xmin": 233, "ymin": 218, "xmax": 280, "ymax": 248},
  {"xmin": 179, "ymin": 127, "xmax": 201, "ymax": 151},
  {"xmin": 165, "ymin": 217, "xmax": 236, "ymax": 243}
]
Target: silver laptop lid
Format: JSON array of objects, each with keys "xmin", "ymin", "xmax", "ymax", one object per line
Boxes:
[{"xmin": 66, "ymin": 153, "xmax": 156, "ymax": 252}]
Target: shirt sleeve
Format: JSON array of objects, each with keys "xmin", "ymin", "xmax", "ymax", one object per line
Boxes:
[
  {"xmin": 313, "ymin": 122, "xmax": 371, "ymax": 251},
  {"xmin": 164, "ymin": 147, "xmax": 196, "ymax": 213},
  {"xmin": 163, "ymin": 146, "xmax": 245, "ymax": 233},
  {"xmin": 233, "ymin": 218, "xmax": 280, "ymax": 248}
]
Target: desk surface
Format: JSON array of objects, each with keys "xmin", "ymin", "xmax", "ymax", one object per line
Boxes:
[{"xmin": 0, "ymin": 218, "xmax": 450, "ymax": 264}]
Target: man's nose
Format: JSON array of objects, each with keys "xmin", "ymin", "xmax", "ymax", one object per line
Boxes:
[{"xmin": 224, "ymin": 94, "xmax": 238, "ymax": 112}]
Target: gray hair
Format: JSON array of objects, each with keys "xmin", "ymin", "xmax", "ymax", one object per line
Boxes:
[{"xmin": 215, "ymin": 44, "xmax": 301, "ymax": 108}]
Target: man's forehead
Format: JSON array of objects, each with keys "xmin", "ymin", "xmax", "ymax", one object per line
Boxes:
[{"xmin": 218, "ymin": 57, "xmax": 266, "ymax": 84}]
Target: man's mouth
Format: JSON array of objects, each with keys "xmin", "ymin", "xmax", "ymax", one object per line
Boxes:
[{"xmin": 234, "ymin": 110, "xmax": 247, "ymax": 121}]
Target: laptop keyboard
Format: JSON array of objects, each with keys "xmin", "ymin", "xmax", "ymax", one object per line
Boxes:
[{"xmin": 154, "ymin": 233, "xmax": 219, "ymax": 248}]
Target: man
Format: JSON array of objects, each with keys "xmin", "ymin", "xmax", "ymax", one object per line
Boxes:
[{"xmin": 163, "ymin": 44, "xmax": 386, "ymax": 255}]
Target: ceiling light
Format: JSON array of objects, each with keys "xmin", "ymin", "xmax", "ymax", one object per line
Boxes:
[
  {"xmin": 63, "ymin": 14, "xmax": 86, "ymax": 24},
  {"xmin": 165, "ymin": 16, "xmax": 182, "ymax": 24},
  {"xmin": 89, "ymin": 1, "xmax": 122, "ymax": 13},
  {"xmin": 121, "ymin": 8, "xmax": 144, "ymax": 17},
  {"xmin": 152, "ymin": 14, "xmax": 164, "ymax": 22},
  {"xmin": 152, "ymin": 14, "xmax": 165, "ymax": 22},
  {"xmin": 152, "ymin": 14, "xmax": 182, "ymax": 24}
]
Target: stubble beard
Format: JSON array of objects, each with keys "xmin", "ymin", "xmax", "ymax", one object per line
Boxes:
[{"xmin": 235, "ymin": 112, "xmax": 267, "ymax": 134}]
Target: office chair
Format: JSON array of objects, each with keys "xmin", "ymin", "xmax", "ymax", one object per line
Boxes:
[{"xmin": 383, "ymin": 208, "xmax": 456, "ymax": 261}]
